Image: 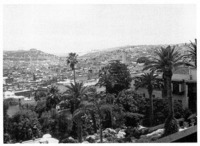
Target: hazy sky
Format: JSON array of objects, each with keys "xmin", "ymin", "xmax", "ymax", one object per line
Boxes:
[{"xmin": 3, "ymin": 4, "xmax": 196, "ymax": 55}]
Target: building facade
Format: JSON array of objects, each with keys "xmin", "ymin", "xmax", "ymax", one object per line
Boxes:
[{"xmin": 131, "ymin": 67, "xmax": 197, "ymax": 112}]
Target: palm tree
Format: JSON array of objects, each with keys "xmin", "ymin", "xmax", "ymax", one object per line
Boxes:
[
  {"xmin": 134, "ymin": 71, "xmax": 159, "ymax": 126},
  {"xmin": 59, "ymin": 82, "xmax": 88, "ymax": 142},
  {"xmin": 65, "ymin": 82, "xmax": 88, "ymax": 114},
  {"xmin": 73, "ymin": 93, "xmax": 112, "ymax": 143},
  {"xmin": 143, "ymin": 46, "xmax": 185, "ymax": 136},
  {"xmin": 72, "ymin": 107, "xmax": 85, "ymax": 142},
  {"xmin": 67, "ymin": 53, "xmax": 78, "ymax": 83},
  {"xmin": 185, "ymin": 39, "xmax": 197, "ymax": 68},
  {"xmin": 46, "ymin": 86, "xmax": 60, "ymax": 110}
]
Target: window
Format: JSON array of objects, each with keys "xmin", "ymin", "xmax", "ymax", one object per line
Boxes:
[
  {"xmin": 173, "ymin": 82, "xmax": 179, "ymax": 93},
  {"xmin": 152, "ymin": 94, "xmax": 155, "ymax": 98},
  {"xmin": 143, "ymin": 93, "xmax": 145, "ymax": 97}
]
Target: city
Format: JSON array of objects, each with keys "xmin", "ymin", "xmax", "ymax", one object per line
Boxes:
[{"xmin": 3, "ymin": 4, "xmax": 197, "ymax": 144}]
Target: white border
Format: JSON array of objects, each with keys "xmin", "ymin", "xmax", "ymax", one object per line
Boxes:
[{"xmin": 0, "ymin": 0, "xmax": 199, "ymax": 145}]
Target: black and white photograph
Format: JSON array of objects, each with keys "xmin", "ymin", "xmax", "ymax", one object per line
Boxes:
[{"xmin": 2, "ymin": 0, "xmax": 198, "ymax": 144}]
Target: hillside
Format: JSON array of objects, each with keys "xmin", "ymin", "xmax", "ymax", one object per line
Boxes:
[
  {"xmin": 79, "ymin": 43, "xmax": 189, "ymax": 63},
  {"xmin": 3, "ymin": 49, "xmax": 60, "ymax": 61}
]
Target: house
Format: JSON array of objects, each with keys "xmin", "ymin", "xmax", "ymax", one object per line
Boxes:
[{"xmin": 131, "ymin": 67, "xmax": 197, "ymax": 112}]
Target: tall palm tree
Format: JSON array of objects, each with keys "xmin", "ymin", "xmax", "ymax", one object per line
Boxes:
[
  {"xmin": 67, "ymin": 53, "xmax": 78, "ymax": 83},
  {"xmin": 185, "ymin": 39, "xmax": 197, "ymax": 68},
  {"xmin": 134, "ymin": 71, "xmax": 158, "ymax": 126},
  {"xmin": 143, "ymin": 46, "xmax": 185, "ymax": 135}
]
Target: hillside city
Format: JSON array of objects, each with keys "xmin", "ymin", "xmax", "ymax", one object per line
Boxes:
[{"xmin": 3, "ymin": 42, "xmax": 197, "ymax": 143}]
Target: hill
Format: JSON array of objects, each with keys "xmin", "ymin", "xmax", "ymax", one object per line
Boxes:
[
  {"xmin": 79, "ymin": 43, "xmax": 189, "ymax": 63},
  {"xmin": 3, "ymin": 49, "xmax": 60, "ymax": 61}
]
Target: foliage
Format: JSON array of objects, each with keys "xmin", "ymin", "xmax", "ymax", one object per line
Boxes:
[
  {"xmin": 34, "ymin": 90, "xmax": 47, "ymax": 101},
  {"xmin": 184, "ymin": 39, "xmax": 197, "ymax": 67},
  {"xmin": 3, "ymin": 100, "xmax": 9, "ymax": 117},
  {"xmin": 137, "ymin": 57, "xmax": 150, "ymax": 65},
  {"xmin": 111, "ymin": 104, "xmax": 125, "ymax": 129},
  {"xmin": 134, "ymin": 71, "xmax": 161, "ymax": 126},
  {"xmin": 116, "ymin": 90, "xmax": 147, "ymax": 114},
  {"xmin": 9, "ymin": 109, "xmax": 42, "ymax": 142},
  {"xmin": 4, "ymin": 101, "xmax": 11, "ymax": 143},
  {"xmin": 46, "ymin": 86, "xmax": 60, "ymax": 111},
  {"xmin": 125, "ymin": 127, "xmax": 140, "ymax": 139},
  {"xmin": 107, "ymin": 90, "xmax": 147, "ymax": 128},
  {"xmin": 73, "ymin": 93, "xmax": 113, "ymax": 143},
  {"xmin": 4, "ymin": 98, "xmax": 19, "ymax": 106},
  {"xmin": 65, "ymin": 82, "xmax": 88, "ymax": 114},
  {"xmin": 163, "ymin": 115, "xmax": 179, "ymax": 137},
  {"xmin": 39, "ymin": 109, "xmax": 58, "ymax": 134},
  {"xmin": 4, "ymin": 133, "xmax": 11, "ymax": 143},
  {"xmin": 98, "ymin": 60, "xmax": 132, "ymax": 95},
  {"xmin": 21, "ymin": 103, "xmax": 36, "ymax": 111},
  {"xmin": 39, "ymin": 108, "xmax": 73, "ymax": 141},
  {"xmin": 142, "ymin": 99, "xmax": 192, "ymax": 127},
  {"xmin": 67, "ymin": 52, "xmax": 78, "ymax": 82},
  {"xmin": 35, "ymin": 100, "xmax": 47, "ymax": 117},
  {"xmin": 144, "ymin": 46, "xmax": 184, "ymax": 73},
  {"xmin": 87, "ymin": 86, "xmax": 97, "ymax": 94},
  {"xmin": 143, "ymin": 45, "xmax": 185, "ymax": 135},
  {"xmin": 67, "ymin": 52, "xmax": 78, "ymax": 70},
  {"xmin": 125, "ymin": 112, "xmax": 144, "ymax": 127}
]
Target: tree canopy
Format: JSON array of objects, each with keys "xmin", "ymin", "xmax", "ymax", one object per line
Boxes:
[{"xmin": 98, "ymin": 60, "xmax": 132, "ymax": 95}]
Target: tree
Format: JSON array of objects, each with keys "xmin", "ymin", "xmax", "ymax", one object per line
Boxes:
[
  {"xmin": 67, "ymin": 53, "xmax": 78, "ymax": 83},
  {"xmin": 35, "ymin": 99, "xmax": 47, "ymax": 118},
  {"xmin": 9, "ymin": 109, "xmax": 42, "ymax": 142},
  {"xmin": 4, "ymin": 100, "xmax": 11, "ymax": 143},
  {"xmin": 137, "ymin": 56, "xmax": 150, "ymax": 65},
  {"xmin": 115, "ymin": 89, "xmax": 146, "ymax": 127},
  {"xmin": 134, "ymin": 71, "xmax": 159, "ymax": 126},
  {"xmin": 65, "ymin": 82, "xmax": 88, "ymax": 114},
  {"xmin": 34, "ymin": 90, "xmax": 47, "ymax": 102},
  {"xmin": 46, "ymin": 86, "xmax": 60, "ymax": 111},
  {"xmin": 71, "ymin": 107, "xmax": 85, "ymax": 142},
  {"xmin": 61, "ymin": 82, "xmax": 88, "ymax": 141},
  {"xmin": 39, "ymin": 109, "xmax": 59, "ymax": 135},
  {"xmin": 72, "ymin": 93, "xmax": 113, "ymax": 143},
  {"xmin": 143, "ymin": 46, "xmax": 185, "ymax": 136},
  {"xmin": 98, "ymin": 60, "xmax": 132, "ymax": 95},
  {"xmin": 185, "ymin": 39, "xmax": 197, "ymax": 68}
]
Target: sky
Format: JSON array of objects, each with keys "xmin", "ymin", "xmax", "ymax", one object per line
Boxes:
[{"xmin": 3, "ymin": 4, "xmax": 196, "ymax": 55}]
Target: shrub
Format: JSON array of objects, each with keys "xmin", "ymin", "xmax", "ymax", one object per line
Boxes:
[
  {"xmin": 163, "ymin": 115, "xmax": 179, "ymax": 137},
  {"xmin": 4, "ymin": 98, "xmax": 19, "ymax": 106},
  {"xmin": 9, "ymin": 109, "xmax": 42, "ymax": 142},
  {"xmin": 125, "ymin": 112, "xmax": 144, "ymax": 127},
  {"xmin": 125, "ymin": 127, "xmax": 141, "ymax": 139}
]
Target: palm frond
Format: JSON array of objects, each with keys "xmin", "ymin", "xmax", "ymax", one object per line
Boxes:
[{"xmin": 72, "ymin": 108, "xmax": 85, "ymax": 123}]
